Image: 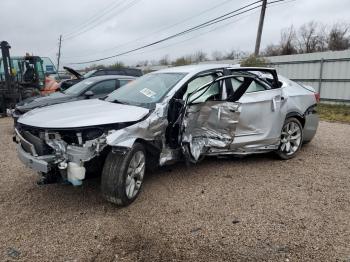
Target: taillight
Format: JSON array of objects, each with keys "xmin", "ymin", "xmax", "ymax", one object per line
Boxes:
[{"xmin": 314, "ymin": 93, "xmax": 320, "ymax": 103}]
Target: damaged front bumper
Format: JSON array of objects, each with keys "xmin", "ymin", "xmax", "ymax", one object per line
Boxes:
[
  {"xmin": 16, "ymin": 144, "xmax": 56, "ymax": 173},
  {"xmin": 14, "ymin": 127, "xmax": 109, "ymax": 185}
]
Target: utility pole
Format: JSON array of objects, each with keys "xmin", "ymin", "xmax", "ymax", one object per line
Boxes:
[
  {"xmin": 254, "ymin": 0, "xmax": 267, "ymax": 56},
  {"xmin": 56, "ymin": 35, "xmax": 62, "ymax": 76}
]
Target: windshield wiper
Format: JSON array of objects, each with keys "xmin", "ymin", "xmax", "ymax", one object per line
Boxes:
[{"xmin": 110, "ymin": 99, "xmax": 128, "ymax": 105}]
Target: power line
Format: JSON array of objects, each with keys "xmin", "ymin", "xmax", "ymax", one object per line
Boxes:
[
  {"xmin": 63, "ymin": 0, "xmax": 125, "ymax": 38},
  {"xmin": 63, "ymin": 0, "xmax": 141, "ymax": 41},
  {"xmin": 127, "ymin": 0, "xmax": 294, "ymax": 58},
  {"xmin": 61, "ymin": 0, "xmax": 294, "ymax": 64},
  {"xmin": 68, "ymin": 0, "xmax": 264, "ymax": 64},
  {"xmin": 129, "ymin": 10, "xmax": 261, "ymax": 57},
  {"xmin": 61, "ymin": 0, "xmax": 236, "ymax": 59}
]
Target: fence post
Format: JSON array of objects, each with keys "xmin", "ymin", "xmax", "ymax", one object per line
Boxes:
[{"xmin": 318, "ymin": 58, "xmax": 324, "ymax": 98}]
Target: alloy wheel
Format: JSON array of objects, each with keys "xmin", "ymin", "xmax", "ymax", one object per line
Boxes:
[
  {"xmin": 280, "ymin": 121, "xmax": 302, "ymax": 156},
  {"xmin": 125, "ymin": 151, "xmax": 145, "ymax": 199}
]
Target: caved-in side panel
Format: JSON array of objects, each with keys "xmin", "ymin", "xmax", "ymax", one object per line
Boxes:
[{"xmin": 182, "ymin": 101, "xmax": 240, "ymax": 161}]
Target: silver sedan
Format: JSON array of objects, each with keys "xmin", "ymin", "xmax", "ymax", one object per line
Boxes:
[{"xmin": 15, "ymin": 64, "xmax": 319, "ymax": 206}]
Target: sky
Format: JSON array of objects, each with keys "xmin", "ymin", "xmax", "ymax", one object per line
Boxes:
[{"xmin": 1, "ymin": 0, "xmax": 349, "ymax": 69}]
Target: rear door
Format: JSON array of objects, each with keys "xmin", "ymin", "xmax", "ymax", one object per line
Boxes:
[
  {"xmin": 229, "ymin": 74, "xmax": 287, "ymax": 148},
  {"xmin": 87, "ymin": 79, "xmax": 118, "ymax": 98}
]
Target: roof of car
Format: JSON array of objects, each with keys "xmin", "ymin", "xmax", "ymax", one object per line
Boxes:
[
  {"xmin": 155, "ymin": 64, "xmax": 235, "ymax": 74},
  {"xmin": 85, "ymin": 75, "xmax": 136, "ymax": 81},
  {"xmin": 95, "ymin": 68, "xmax": 141, "ymax": 71}
]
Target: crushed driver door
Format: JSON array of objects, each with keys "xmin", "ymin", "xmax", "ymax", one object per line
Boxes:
[{"xmin": 180, "ymin": 74, "xmax": 252, "ymax": 162}]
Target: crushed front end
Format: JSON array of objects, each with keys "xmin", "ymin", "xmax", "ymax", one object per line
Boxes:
[{"xmin": 14, "ymin": 123, "xmax": 111, "ymax": 185}]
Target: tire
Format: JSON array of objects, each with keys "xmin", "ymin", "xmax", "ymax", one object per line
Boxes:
[
  {"xmin": 276, "ymin": 117, "xmax": 303, "ymax": 160},
  {"xmin": 101, "ymin": 143, "xmax": 146, "ymax": 206}
]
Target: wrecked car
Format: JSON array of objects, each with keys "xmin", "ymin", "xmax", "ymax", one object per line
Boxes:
[
  {"xmin": 14, "ymin": 64, "xmax": 319, "ymax": 206},
  {"xmin": 59, "ymin": 66, "xmax": 142, "ymax": 90},
  {"xmin": 12, "ymin": 75, "xmax": 135, "ymax": 122}
]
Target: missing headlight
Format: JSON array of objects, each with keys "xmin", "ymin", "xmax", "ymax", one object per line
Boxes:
[{"xmin": 83, "ymin": 129, "xmax": 104, "ymax": 141}]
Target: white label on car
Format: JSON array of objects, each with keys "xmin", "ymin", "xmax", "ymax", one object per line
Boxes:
[{"xmin": 140, "ymin": 88, "xmax": 156, "ymax": 98}]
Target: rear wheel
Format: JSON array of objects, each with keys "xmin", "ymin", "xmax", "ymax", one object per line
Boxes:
[
  {"xmin": 276, "ymin": 117, "xmax": 303, "ymax": 160},
  {"xmin": 101, "ymin": 143, "xmax": 146, "ymax": 206}
]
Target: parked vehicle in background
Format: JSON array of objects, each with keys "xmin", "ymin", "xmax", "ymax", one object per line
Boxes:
[
  {"xmin": 59, "ymin": 66, "xmax": 143, "ymax": 91},
  {"xmin": 14, "ymin": 64, "xmax": 319, "ymax": 206},
  {"xmin": 12, "ymin": 75, "xmax": 135, "ymax": 122}
]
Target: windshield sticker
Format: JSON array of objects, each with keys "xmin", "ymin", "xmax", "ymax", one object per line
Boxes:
[{"xmin": 140, "ymin": 88, "xmax": 156, "ymax": 98}]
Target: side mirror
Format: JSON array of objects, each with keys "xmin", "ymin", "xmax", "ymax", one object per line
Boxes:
[{"xmin": 84, "ymin": 90, "xmax": 94, "ymax": 98}]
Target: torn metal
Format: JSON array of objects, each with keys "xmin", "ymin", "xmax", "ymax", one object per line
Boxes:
[
  {"xmin": 181, "ymin": 101, "xmax": 240, "ymax": 161},
  {"xmin": 15, "ymin": 127, "xmax": 109, "ymax": 185}
]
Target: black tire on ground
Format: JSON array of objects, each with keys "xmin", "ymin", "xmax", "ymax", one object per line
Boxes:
[
  {"xmin": 101, "ymin": 143, "xmax": 146, "ymax": 206},
  {"xmin": 276, "ymin": 117, "xmax": 303, "ymax": 160}
]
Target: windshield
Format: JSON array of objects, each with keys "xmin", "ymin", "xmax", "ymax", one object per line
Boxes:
[
  {"xmin": 63, "ymin": 78, "xmax": 96, "ymax": 95},
  {"xmin": 83, "ymin": 70, "xmax": 97, "ymax": 78},
  {"xmin": 106, "ymin": 73, "xmax": 186, "ymax": 108}
]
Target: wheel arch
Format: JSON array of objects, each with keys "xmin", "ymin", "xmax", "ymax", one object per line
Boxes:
[
  {"xmin": 134, "ymin": 138, "xmax": 162, "ymax": 171},
  {"xmin": 286, "ymin": 111, "xmax": 305, "ymax": 127}
]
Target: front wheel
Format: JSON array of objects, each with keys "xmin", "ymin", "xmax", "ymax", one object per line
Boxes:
[
  {"xmin": 276, "ymin": 117, "xmax": 303, "ymax": 160},
  {"xmin": 101, "ymin": 143, "xmax": 146, "ymax": 206}
]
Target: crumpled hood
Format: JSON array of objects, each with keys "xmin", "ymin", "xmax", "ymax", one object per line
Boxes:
[
  {"xmin": 16, "ymin": 92, "xmax": 76, "ymax": 112},
  {"xmin": 18, "ymin": 99, "xmax": 150, "ymax": 129}
]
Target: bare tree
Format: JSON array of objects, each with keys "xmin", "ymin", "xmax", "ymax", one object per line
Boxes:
[
  {"xmin": 172, "ymin": 56, "xmax": 192, "ymax": 66},
  {"xmin": 108, "ymin": 61, "xmax": 125, "ymax": 69},
  {"xmin": 316, "ymin": 24, "xmax": 328, "ymax": 51},
  {"xmin": 211, "ymin": 50, "xmax": 223, "ymax": 61},
  {"xmin": 137, "ymin": 60, "xmax": 149, "ymax": 66},
  {"xmin": 298, "ymin": 21, "xmax": 325, "ymax": 53},
  {"xmin": 221, "ymin": 49, "xmax": 247, "ymax": 60},
  {"xmin": 223, "ymin": 49, "xmax": 236, "ymax": 59},
  {"xmin": 192, "ymin": 50, "xmax": 208, "ymax": 62},
  {"xmin": 327, "ymin": 22, "xmax": 350, "ymax": 51},
  {"xmin": 263, "ymin": 44, "xmax": 281, "ymax": 56},
  {"xmin": 280, "ymin": 25, "xmax": 298, "ymax": 55},
  {"xmin": 159, "ymin": 55, "xmax": 170, "ymax": 65}
]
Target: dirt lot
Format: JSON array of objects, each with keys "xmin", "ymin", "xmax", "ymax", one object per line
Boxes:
[{"xmin": 0, "ymin": 117, "xmax": 349, "ymax": 262}]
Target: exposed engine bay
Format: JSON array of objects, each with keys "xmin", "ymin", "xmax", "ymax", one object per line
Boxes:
[{"xmin": 14, "ymin": 123, "xmax": 134, "ymax": 185}]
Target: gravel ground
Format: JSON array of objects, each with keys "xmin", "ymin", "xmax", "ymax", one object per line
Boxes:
[{"xmin": 0, "ymin": 117, "xmax": 349, "ymax": 262}]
